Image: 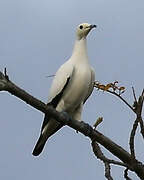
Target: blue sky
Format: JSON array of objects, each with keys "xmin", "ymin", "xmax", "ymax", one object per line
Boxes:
[{"xmin": 0, "ymin": 0, "xmax": 144, "ymax": 179}]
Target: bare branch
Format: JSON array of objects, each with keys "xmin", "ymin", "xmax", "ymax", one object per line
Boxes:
[
  {"xmin": 129, "ymin": 89, "xmax": 144, "ymax": 160},
  {"xmin": 136, "ymin": 89, "xmax": 144, "ymax": 117},
  {"xmin": 132, "ymin": 87, "xmax": 137, "ymax": 104},
  {"xmin": 106, "ymin": 90, "xmax": 135, "ymax": 113},
  {"xmin": 93, "ymin": 117, "xmax": 103, "ymax": 129},
  {"xmin": 129, "ymin": 117, "xmax": 138, "ymax": 159},
  {"xmin": 139, "ymin": 117, "xmax": 144, "ymax": 139},
  {"xmin": 91, "ymin": 141, "xmax": 113, "ymax": 179},
  {"xmin": 137, "ymin": 90, "xmax": 144, "ymax": 140},
  {"xmin": 105, "ymin": 162, "xmax": 113, "ymax": 180},
  {"xmin": 95, "ymin": 81, "xmax": 144, "ymax": 166},
  {"xmin": 94, "ymin": 82, "xmax": 135, "ymax": 113},
  {"xmin": 4, "ymin": 67, "xmax": 9, "ymax": 81},
  {"xmin": 91, "ymin": 141, "xmax": 129, "ymax": 168},
  {"xmin": 129, "ymin": 89, "xmax": 144, "ymax": 157},
  {"xmin": 0, "ymin": 71, "xmax": 144, "ymax": 179}
]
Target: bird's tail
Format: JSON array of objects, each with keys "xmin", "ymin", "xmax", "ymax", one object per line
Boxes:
[{"xmin": 32, "ymin": 135, "xmax": 47, "ymax": 156}]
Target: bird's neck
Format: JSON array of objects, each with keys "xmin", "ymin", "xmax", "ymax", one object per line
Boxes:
[{"xmin": 71, "ymin": 38, "xmax": 89, "ymax": 63}]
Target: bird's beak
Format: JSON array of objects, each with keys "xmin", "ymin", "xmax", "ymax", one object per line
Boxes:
[{"xmin": 90, "ymin": 24, "xmax": 97, "ymax": 29}]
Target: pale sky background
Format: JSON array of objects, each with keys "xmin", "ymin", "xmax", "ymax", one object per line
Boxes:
[{"xmin": 0, "ymin": 0, "xmax": 144, "ymax": 179}]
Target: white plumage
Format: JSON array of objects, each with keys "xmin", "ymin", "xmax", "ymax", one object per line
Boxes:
[{"xmin": 33, "ymin": 23, "xmax": 96, "ymax": 156}]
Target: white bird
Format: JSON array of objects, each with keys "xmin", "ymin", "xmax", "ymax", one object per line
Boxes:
[{"xmin": 32, "ymin": 23, "xmax": 96, "ymax": 156}]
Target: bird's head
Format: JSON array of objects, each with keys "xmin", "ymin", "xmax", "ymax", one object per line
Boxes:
[{"xmin": 76, "ymin": 23, "xmax": 97, "ymax": 40}]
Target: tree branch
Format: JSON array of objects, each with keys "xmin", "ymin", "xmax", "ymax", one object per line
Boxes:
[
  {"xmin": 137, "ymin": 89, "xmax": 144, "ymax": 139},
  {"xmin": 91, "ymin": 141, "xmax": 113, "ymax": 179},
  {"xmin": 107, "ymin": 90, "xmax": 135, "ymax": 113},
  {"xmin": 139, "ymin": 117, "xmax": 144, "ymax": 139},
  {"xmin": 132, "ymin": 87, "xmax": 137, "ymax": 104},
  {"xmin": 129, "ymin": 89, "xmax": 144, "ymax": 159},
  {"xmin": 0, "ymin": 71, "xmax": 144, "ymax": 179},
  {"xmin": 94, "ymin": 82, "xmax": 135, "ymax": 113},
  {"xmin": 105, "ymin": 163, "xmax": 113, "ymax": 180},
  {"xmin": 91, "ymin": 141, "xmax": 129, "ymax": 168},
  {"xmin": 129, "ymin": 117, "xmax": 138, "ymax": 159}
]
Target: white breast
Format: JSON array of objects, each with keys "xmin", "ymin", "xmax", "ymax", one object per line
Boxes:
[{"xmin": 59, "ymin": 63, "xmax": 92, "ymax": 112}]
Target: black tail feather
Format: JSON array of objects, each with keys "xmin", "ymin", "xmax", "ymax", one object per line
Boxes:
[{"xmin": 32, "ymin": 136, "xmax": 47, "ymax": 156}]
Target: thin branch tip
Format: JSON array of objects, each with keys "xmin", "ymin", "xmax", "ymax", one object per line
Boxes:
[
  {"xmin": 4, "ymin": 68, "xmax": 9, "ymax": 81},
  {"xmin": 132, "ymin": 86, "xmax": 137, "ymax": 103}
]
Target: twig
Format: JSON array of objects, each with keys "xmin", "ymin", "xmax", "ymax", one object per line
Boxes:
[
  {"xmin": 107, "ymin": 90, "xmax": 135, "ymax": 113},
  {"xmin": 139, "ymin": 117, "xmax": 144, "ymax": 139},
  {"xmin": 95, "ymin": 83, "xmax": 143, "ymax": 161},
  {"xmin": 93, "ymin": 117, "xmax": 103, "ymax": 129},
  {"xmin": 129, "ymin": 89, "xmax": 144, "ymax": 159},
  {"xmin": 132, "ymin": 87, "xmax": 137, "ymax": 103},
  {"xmin": 136, "ymin": 89, "xmax": 144, "ymax": 117},
  {"xmin": 46, "ymin": 74, "xmax": 55, "ymax": 78},
  {"xmin": 91, "ymin": 141, "xmax": 113, "ymax": 180},
  {"xmin": 129, "ymin": 117, "xmax": 138, "ymax": 159},
  {"xmin": 4, "ymin": 67, "xmax": 9, "ymax": 81},
  {"xmin": 124, "ymin": 168, "xmax": 132, "ymax": 180},
  {"xmin": 137, "ymin": 89, "xmax": 144, "ymax": 139},
  {"xmin": 105, "ymin": 162, "xmax": 113, "ymax": 180},
  {"xmin": 91, "ymin": 141, "xmax": 129, "ymax": 168},
  {"xmin": 94, "ymin": 81, "xmax": 135, "ymax": 113}
]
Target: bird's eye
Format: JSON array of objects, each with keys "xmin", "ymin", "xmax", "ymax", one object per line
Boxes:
[{"xmin": 79, "ymin": 25, "xmax": 83, "ymax": 29}]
